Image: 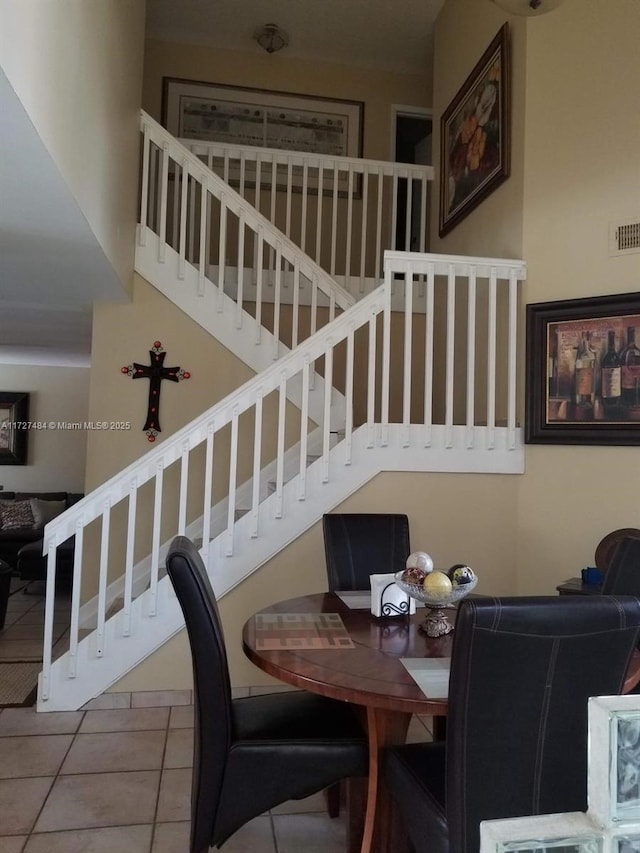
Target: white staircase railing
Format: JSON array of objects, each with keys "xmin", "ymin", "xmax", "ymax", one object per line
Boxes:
[
  {"xmin": 181, "ymin": 137, "xmax": 434, "ymax": 293},
  {"xmin": 139, "ymin": 111, "xmax": 354, "ymax": 357},
  {"xmin": 39, "ymin": 250, "xmax": 525, "ymax": 711}
]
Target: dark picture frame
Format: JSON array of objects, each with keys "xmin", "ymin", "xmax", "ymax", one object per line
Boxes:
[
  {"xmin": 0, "ymin": 392, "xmax": 29, "ymax": 464},
  {"xmin": 526, "ymin": 293, "xmax": 640, "ymax": 445},
  {"xmin": 439, "ymin": 24, "xmax": 510, "ymax": 237}
]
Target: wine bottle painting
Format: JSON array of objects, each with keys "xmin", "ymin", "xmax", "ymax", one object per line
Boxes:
[{"xmin": 547, "ymin": 316, "xmax": 640, "ymax": 424}]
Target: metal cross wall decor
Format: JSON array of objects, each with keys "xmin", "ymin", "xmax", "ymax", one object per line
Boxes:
[{"xmin": 121, "ymin": 341, "xmax": 191, "ymax": 441}]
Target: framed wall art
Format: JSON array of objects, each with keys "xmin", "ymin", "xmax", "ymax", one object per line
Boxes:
[
  {"xmin": 0, "ymin": 391, "xmax": 29, "ymax": 465},
  {"xmin": 161, "ymin": 78, "xmax": 364, "ymax": 160},
  {"xmin": 439, "ymin": 24, "xmax": 510, "ymax": 237},
  {"xmin": 525, "ymin": 293, "xmax": 640, "ymax": 445}
]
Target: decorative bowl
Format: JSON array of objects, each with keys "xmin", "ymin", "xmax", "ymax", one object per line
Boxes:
[{"xmin": 394, "ymin": 571, "xmax": 478, "ymax": 637}]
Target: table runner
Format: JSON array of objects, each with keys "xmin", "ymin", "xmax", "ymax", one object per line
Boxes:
[{"xmin": 254, "ymin": 613, "xmax": 355, "ymax": 650}]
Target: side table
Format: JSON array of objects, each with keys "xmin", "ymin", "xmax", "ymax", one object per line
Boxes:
[{"xmin": 556, "ymin": 577, "xmax": 603, "ymax": 596}]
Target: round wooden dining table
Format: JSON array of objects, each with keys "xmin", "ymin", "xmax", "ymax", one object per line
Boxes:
[{"xmin": 242, "ymin": 591, "xmax": 454, "ymax": 853}]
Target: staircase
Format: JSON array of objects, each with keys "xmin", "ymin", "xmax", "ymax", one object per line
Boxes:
[{"xmin": 37, "ymin": 114, "xmax": 527, "ymax": 711}]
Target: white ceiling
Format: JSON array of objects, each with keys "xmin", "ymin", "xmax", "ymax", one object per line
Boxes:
[
  {"xmin": 146, "ymin": 0, "xmax": 446, "ymax": 75},
  {"xmin": 1, "ymin": 0, "xmax": 445, "ymax": 366}
]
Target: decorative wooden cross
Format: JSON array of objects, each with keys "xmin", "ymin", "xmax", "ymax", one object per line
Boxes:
[{"xmin": 121, "ymin": 341, "xmax": 190, "ymax": 441}]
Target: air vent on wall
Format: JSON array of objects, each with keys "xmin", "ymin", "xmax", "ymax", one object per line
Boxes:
[{"xmin": 610, "ymin": 219, "xmax": 640, "ymax": 256}]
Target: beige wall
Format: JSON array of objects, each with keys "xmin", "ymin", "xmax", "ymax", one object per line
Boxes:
[
  {"xmin": 143, "ymin": 39, "xmax": 433, "ymax": 163},
  {"xmin": 0, "ymin": 0, "xmax": 146, "ymax": 290},
  {"xmin": 86, "ymin": 274, "xmax": 255, "ymax": 490},
  {"xmin": 431, "ymin": 0, "xmax": 640, "ymax": 595},
  {"xmin": 0, "ymin": 364, "xmax": 89, "ymax": 493},
  {"xmin": 516, "ymin": 0, "xmax": 640, "ymax": 593}
]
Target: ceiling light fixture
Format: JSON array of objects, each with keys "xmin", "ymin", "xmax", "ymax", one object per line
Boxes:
[
  {"xmin": 254, "ymin": 23, "xmax": 289, "ymax": 54},
  {"xmin": 490, "ymin": 0, "xmax": 564, "ymax": 15}
]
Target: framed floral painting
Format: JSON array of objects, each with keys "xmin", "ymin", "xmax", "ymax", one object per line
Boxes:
[{"xmin": 439, "ymin": 24, "xmax": 511, "ymax": 236}]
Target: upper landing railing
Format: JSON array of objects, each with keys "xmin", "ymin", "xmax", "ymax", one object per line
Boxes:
[{"xmin": 179, "ymin": 134, "xmax": 434, "ymax": 292}]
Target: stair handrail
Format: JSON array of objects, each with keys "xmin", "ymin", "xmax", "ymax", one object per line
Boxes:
[{"xmin": 140, "ymin": 110, "xmax": 355, "ymax": 312}]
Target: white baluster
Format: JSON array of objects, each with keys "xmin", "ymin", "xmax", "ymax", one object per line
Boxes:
[
  {"xmin": 178, "ymin": 159, "xmax": 189, "ymax": 279},
  {"xmin": 223, "ymin": 148, "xmax": 230, "ymax": 183},
  {"xmin": 345, "ymin": 168, "xmax": 354, "ymax": 290},
  {"xmin": 251, "ymin": 391, "xmax": 263, "ymax": 538},
  {"xmin": 301, "ymin": 161, "xmax": 308, "ymax": 253},
  {"xmin": 359, "ymin": 166, "xmax": 369, "ymax": 294},
  {"xmin": 201, "ymin": 423, "xmax": 215, "ymax": 565},
  {"xmin": 330, "ymin": 164, "xmax": 339, "ymax": 276},
  {"xmin": 285, "ymin": 157, "xmax": 293, "ymax": 239},
  {"xmin": 275, "ymin": 372, "xmax": 287, "ymax": 519},
  {"xmin": 375, "ymin": 168, "xmax": 384, "ymax": 278},
  {"xmin": 123, "ymin": 483, "xmax": 137, "ymax": 637},
  {"xmin": 423, "ymin": 263, "xmax": 435, "ymax": 447},
  {"xmin": 403, "ymin": 270, "xmax": 414, "ymax": 446},
  {"xmin": 239, "ymin": 150, "xmax": 246, "ymax": 197},
  {"xmin": 255, "ymin": 226, "xmax": 264, "ymax": 343},
  {"xmin": 466, "ymin": 269, "xmax": 478, "ymax": 449},
  {"xmin": 292, "ymin": 256, "xmax": 300, "ymax": 348},
  {"xmin": 67, "ymin": 521, "xmax": 84, "ymax": 676},
  {"xmin": 299, "ymin": 358, "xmax": 310, "ymax": 500},
  {"xmin": 226, "ymin": 407, "xmax": 239, "ymax": 556},
  {"xmin": 322, "ymin": 339, "xmax": 334, "ymax": 484},
  {"xmin": 198, "ymin": 172, "xmax": 208, "ymax": 296},
  {"xmin": 236, "ymin": 209, "xmax": 245, "ymax": 328},
  {"xmin": 381, "ymin": 262, "xmax": 393, "ymax": 445},
  {"xmin": 149, "ymin": 464, "xmax": 163, "ymax": 617},
  {"xmin": 487, "ymin": 267, "xmax": 498, "ymax": 449},
  {"xmin": 40, "ymin": 538, "xmax": 59, "ymax": 699},
  {"xmin": 273, "ymin": 242, "xmax": 282, "ymax": 359},
  {"xmin": 138, "ymin": 122, "xmax": 150, "ymax": 246},
  {"xmin": 217, "ymin": 194, "xmax": 227, "ymax": 312},
  {"xmin": 315, "ymin": 164, "xmax": 324, "ymax": 266},
  {"xmin": 178, "ymin": 442, "xmax": 189, "ymax": 535},
  {"xmin": 367, "ymin": 309, "xmax": 377, "ymax": 448},
  {"xmin": 419, "ymin": 177, "xmax": 428, "ymax": 253},
  {"xmin": 158, "ymin": 143, "xmax": 170, "ymax": 263},
  {"xmin": 96, "ymin": 499, "xmax": 111, "ymax": 656},
  {"xmin": 390, "ymin": 173, "xmax": 398, "ymax": 254},
  {"xmin": 404, "ymin": 176, "xmax": 413, "ymax": 251},
  {"xmin": 345, "ymin": 325, "xmax": 355, "ymax": 465},
  {"xmin": 445, "ymin": 264, "xmax": 456, "ymax": 447},
  {"xmin": 508, "ymin": 269, "xmax": 518, "ymax": 449}
]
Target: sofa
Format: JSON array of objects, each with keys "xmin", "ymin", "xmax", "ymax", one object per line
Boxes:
[{"xmin": 0, "ymin": 491, "xmax": 83, "ymax": 585}]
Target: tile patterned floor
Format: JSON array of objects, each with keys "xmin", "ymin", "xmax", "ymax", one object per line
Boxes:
[
  {"xmin": 0, "ymin": 582, "xmax": 434, "ymax": 851},
  {"xmin": 0, "ymin": 700, "xmax": 432, "ymax": 852}
]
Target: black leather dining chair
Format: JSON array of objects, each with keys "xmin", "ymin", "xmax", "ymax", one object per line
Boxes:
[
  {"xmin": 383, "ymin": 595, "xmax": 640, "ymax": 853},
  {"xmin": 166, "ymin": 536, "xmax": 369, "ymax": 853},
  {"xmin": 322, "ymin": 512, "xmax": 411, "ymax": 590},
  {"xmin": 602, "ymin": 536, "xmax": 640, "ymax": 595}
]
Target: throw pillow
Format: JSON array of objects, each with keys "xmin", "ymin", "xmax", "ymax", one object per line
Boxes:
[
  {"xmin": 0, "ymin": 499, "xmax": 35, "ymax": 530},
  {"xmin": 30, "ymin": 498, "xmax": 66, "ymax": 528}
]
